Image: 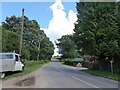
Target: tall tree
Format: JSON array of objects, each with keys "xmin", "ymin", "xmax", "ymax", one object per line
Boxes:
[
  {"xmin": 2, "ymin": 16, "xmax": 55, "ymax": 60},
  {"xmin": 56, "ymin": 35, "xmax": 79, "ymax": 59},
  {"xmin": 74, "ymin": 2, "xmax": 119, "ymax": 56},
  {"xmin": 73, "ymin": 2, "xmax": 120, "ymax": 70}
]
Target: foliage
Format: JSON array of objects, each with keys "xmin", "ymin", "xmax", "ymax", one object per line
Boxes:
[
  {"xmin": 83, "ymin": 70, "xmax": 120, "ymax": 81},
  {"xmin": 56, "ymin": 35, "xmax": 79, "ymax": 59},
  {"xmin": 39, "ymin": 37, "xmax": 54, "ymax": 60},
  {"xmin": 63, "ymin": 59, "xmax": 84, "ymax": 67},
  {"xmin": 2, "ymin": 29, "xmax": 20, "ymax": 53},
  {"xmin": 24, "ymin": 60, "xmax": 51, "ymax": 67},
  {"xmin": 2, "ymin": 16, "xmax": 54, "ymax": 60},
  {"xmin": 73, "ymin": 2, "xmax": 120, "ymax": 70},
  {"xmin": 0, "ymin": 27, "xmax": 2, "ymax": 52}
]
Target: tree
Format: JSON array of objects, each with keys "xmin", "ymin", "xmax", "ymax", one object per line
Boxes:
[
  {"xmin": 56, "ymin": 35, "xmax": 79, "ymax": 59},
  {"xmin": 39, "ymin": 37, "xmax": 55, "ymax": 59},
  {"xmin": 2, "ymin": 29, "xmax": 20, "ymax": 53},
  {"xmin": 2, "ymin": 28, "xmax": 30, "ymax": 60},
  {"xmin": 73, "ymin": 2, "xmax": 120, "ymax": 71},
  {"xmin": 74, "ymin": 2, "xmax": 119, "ymax": 56},
  {"xmin": 73, "ymin": 2, "xmax": 97, "ymax": 55},
  {"xmin": 0, "ymin": 27, "xmax": 2, "ymax": 52},
  {"xmin": 2, "ymin": 16, "xmax": 55, "ymax": 60}
]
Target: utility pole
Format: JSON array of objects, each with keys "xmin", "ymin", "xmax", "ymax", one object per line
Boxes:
[{"xmin": 19, "ymin": 8, "xmax": 24, "ymax": 56}]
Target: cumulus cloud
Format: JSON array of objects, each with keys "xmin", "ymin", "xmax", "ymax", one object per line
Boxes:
[{"xmin": 44, "ymin": 0, "xmax": 77, "ymax": 56}]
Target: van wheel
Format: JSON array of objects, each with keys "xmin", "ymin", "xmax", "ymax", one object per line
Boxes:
[{"xmin": 0, "ymin": 73, "xmax": 5, "ymax": 79}]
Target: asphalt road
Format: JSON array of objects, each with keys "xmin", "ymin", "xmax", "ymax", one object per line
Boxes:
[{"xmin": 35, "ymin": 59, "xmax": 119, "ymax": 88}]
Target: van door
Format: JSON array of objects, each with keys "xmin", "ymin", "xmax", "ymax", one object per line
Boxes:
[{"xmin": 14, "ymin": 55, "xmax": 22, "ymax": 71}]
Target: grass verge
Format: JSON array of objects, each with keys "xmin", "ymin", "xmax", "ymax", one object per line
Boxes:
[
  {"xmin": 60, "ymin": 61, "xmax": 64, "ymax": 65},
  {"xmin": 83, "ymin": 70, "xmax": 120, "ymax": 81},
  {"xmin": 60, "ymin": 61, "xmax": 76, "ymax": 67},
  {"xmin": 60, "ymin": 61, "xmax": 73, "ymax": 66},
  {"xmin": 3, "ymin": 60, "xmax": 51, "ymax": 80}
]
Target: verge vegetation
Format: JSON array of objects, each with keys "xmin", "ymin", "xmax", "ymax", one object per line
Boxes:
[{"xmin": 83, "ymin": 70, "xmax": 119, "ymax": 81}]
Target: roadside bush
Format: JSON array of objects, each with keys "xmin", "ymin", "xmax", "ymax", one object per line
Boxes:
[
  {"xmin": 86, "ymin": 61, "xmax": 117, "ymax": 73},
  {"xmin": 88, "ymin": 62, "xmax": 99, "ymax": 70},
  {"xmin": 81, "ymin": 61, "xmax": 100, "ymax": 70},
  {"xmin": 25, "ymin": 60, "xmax": 50, "ymax": 67},
  {"xmin": 82, "ymin": 61, "xmax": 89, "ymax": 68},
  {"xmin": 63, "ymin": 59, "xmax": 84, "ymax": 66}
]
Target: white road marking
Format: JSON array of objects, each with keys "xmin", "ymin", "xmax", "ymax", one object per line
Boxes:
[{"xmin": 72, "ymin": 76, "xmax": 99, "ymax": 88}]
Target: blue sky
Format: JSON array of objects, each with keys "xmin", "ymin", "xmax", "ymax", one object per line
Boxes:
[
  {"xmin": 2, "ymin": 0, "xmax": 78, "ymax": 56},
  {"xmin": 2, "ymin": 2, "xmax": 77, "ymax": 28}
]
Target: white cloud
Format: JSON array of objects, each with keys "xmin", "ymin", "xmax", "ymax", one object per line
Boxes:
[{"xmin": 43, "ymin": 0, "xmax": 78, "ymax": 56}]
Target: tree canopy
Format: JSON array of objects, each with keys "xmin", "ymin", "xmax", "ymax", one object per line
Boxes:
[
  {"xmin": 56, "ymin": 35, "xmax": 79, "ymax": 59},
  {"xmin": 2, "ymin": 15, "xmax": 55, "ymax": 60},
  {"xmin": 73, "ymin": 2, "xmax": 120, "ymax": 60}
]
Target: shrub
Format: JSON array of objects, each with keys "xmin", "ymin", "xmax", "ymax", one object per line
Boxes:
[
  {"xmin": 25, "ymin": 60, "xmax": 49, "ymax": 67},
  {"xmin": 63, "ymin": 59, "xmax": 84, "ymax": 66}
]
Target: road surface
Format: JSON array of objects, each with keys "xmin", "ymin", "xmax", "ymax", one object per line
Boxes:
[{"xmin": 2, "ymin": 59, "xmax": 119, "ymax": 88}]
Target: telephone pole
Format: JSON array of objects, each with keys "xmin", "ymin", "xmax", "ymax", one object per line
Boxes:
[{"xmin": 19, "ymin": 8, "xmax": 24, "ymax": 56}]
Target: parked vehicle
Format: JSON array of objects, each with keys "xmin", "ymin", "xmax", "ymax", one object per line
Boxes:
[{"xmin": 0, "ymin": 52, "xmax": 24, "ymax": 79}]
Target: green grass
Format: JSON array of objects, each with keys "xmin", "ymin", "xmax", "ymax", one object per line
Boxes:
[
  {"xmin": 83, "ymin": 70, "xmax": 120, "ymax": 81},
  {"xmin": 3, "ymin": 60, "xmax": 51, "ymax": 80},
  {"xmin": 60, "ymin": 61, "xmax": 64, "ymax": 64}
]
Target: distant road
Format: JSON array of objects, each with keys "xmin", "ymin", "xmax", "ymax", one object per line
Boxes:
[{"xmin": 2, "ymin": 59, "xmax": 119, "ymax": 89}]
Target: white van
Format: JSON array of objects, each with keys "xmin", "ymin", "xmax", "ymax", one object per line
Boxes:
[{"xmin": 0, "ymin": 52, "xmax": 24, "ymax": 79}]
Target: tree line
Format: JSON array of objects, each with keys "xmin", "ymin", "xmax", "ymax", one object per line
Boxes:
[
  {"xmin": 1, "ymin": 15, "xmax": 55, "ymax": 60},
  {"xmin": 56, "ymin": 2, "xmax": 120, "ymax": 71}
]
